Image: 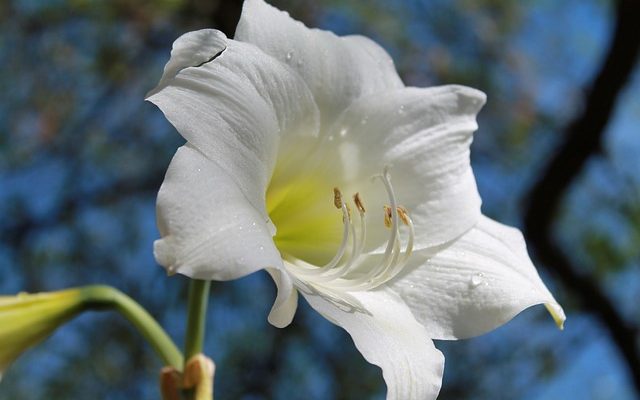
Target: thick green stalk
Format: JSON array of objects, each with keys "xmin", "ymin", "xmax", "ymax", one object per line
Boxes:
[
  {"xmin": 183, "ymin": 280, "xmax": 211, "ymax": 363},
  {"xmin": 79, "ymin": 285, "xmax": 183, "ymax": 369}
]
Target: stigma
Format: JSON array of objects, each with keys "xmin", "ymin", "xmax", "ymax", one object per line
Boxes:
[{"xmin": 288, "ymin": 167, "xmax": 415, "ymax": 292}]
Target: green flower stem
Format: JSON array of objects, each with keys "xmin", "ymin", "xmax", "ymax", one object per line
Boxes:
[
  {"xmin": 79, "ymin": 285, "xmax": 183, "ymax": 370},
  {"xmin": 183, "ymin": 279, "xmax": 211, "ymax": 363}
]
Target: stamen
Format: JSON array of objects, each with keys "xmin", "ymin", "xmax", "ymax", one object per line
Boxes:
[
  {"xmin": 311, "ymin": 193, "xmax": 368, "ymax": 282},
  {"xmin": 310, "ymin": 211, "xmax": 359, "ymax": 282},
  {"xmin": 366, "ymin": 208, "xmax": 415, "ymax": 289},
  {"xmin": 333, "ymin": 187, "xmax": 342, "ymax": 209},
  {"xmin": 287, "ymin": 168, "xmax": 415, "ymax": 295},
  {"xmin": 331, "ymin": 168, "xmax": 400, "ymax": 290},
  {"xmin": 397, "ymin": 206, "xmax": 410, "ymax": 226},
  {"xmin": 294, "ymin": 188, "xmax": 352, "ymax": 277},
  {"xmin": 398, "ymin": 209, "xmax": 414, "ymax": 268},
  {"xmin": 365, "ymin": 167, "xmax": 400, "ymax": 280},
  {"xmin": 354, "ymin": 194, "xmax": 367, "ymax": 260},
  {"xmin": 353, "ymin": 193, "xmax": 366, "ymax": 213},
  {"xmin": 383, "ymin": 205, "xmax": 393, "ymax": 228},
  {"xmin": 376, "ymin": 207, "xmax": 415, "ymax": 285}
]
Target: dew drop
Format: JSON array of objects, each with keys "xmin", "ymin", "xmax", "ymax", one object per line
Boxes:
[
  {"xmin": 470, "ymin": 272, "xmax": 484, "ymax": 288},
  {"xmin": 285, "ymin": 51, "xmax": 293, "ymax": 62},
  {"xmin": 339, "ymin": 127, "xmax": 348, "ymax": 137},
  {"xmin": 397, "ymin": 105, "xmax": 405, "ymax": 114},
  {"xmin": 259, "ymin": 245, "xmax": 264, "ymax": 251}
]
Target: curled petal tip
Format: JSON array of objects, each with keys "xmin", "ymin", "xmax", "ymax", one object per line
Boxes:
[
  {"xmin": 545, "ymin": 303, "xmax": 566, "ymax": 330},
  {"xmin": 166, "ymin": 265, "xmax": 178, "ymax": 277}
]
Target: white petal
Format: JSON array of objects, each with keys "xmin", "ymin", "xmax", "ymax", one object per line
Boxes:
[
  {"xmin": 266, "ymin": 268, "xmax": 298, "ymax": 328},
  {"xmin": 389, "ymin": 215, "xmax": 566, "ymax": 340},
  {"xmin": 324, "ymin": 85, "xmax": 486, "ymax": 250},
  {"xmin": 147, "ymin": 29, "xmax": 227, "ymax": 97},
  {"xmin": 154, "ymin": 145, "xmax": 283, "ymax": 280},
  {"xmin": 235, "ymin": 0, "xmax": 403, "ymax": 128},
  {"xmin": 147, "ymin": 29, "xmax": 319, "ymax": 214},
  {"xmin": 301, "ymin": 288, "xmax": 444, "ymax": 400}
]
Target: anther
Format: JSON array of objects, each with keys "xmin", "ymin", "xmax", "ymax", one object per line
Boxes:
[
  {"xmin": 397, "ymin": 206, "xmax": 410, "ymax": 225},
  {"xmin": 353, "ymin": 193, "xmax": 366, "ymax": 213},
  {"xmin": 383, "ymin": 205, "xmax": 393, "ymax": 228},
  {"xmin": 333, "ymin": 187, "xmax": 343, "ymax": 209}
]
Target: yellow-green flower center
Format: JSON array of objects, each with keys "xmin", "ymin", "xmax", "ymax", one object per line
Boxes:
[
  {"xmin": 266, "ymin": 166, "xmax": 417, "ymax": 292},
  {"xmin": 266, "ymin": 173, "xmax": 343, "ymax": 266}
]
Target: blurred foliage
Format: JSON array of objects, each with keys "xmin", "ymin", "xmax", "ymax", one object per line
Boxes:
[{"xmin": 1, "ymin": 0, "xmax": 639, "ymax": 399}]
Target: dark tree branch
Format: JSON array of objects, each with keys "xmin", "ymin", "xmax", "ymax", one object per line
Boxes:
[
  {"xmin": 180, "ymin": 0, "xmax": 243, "ymax": 37},
  {"xmin": 524, "ymin": 0, "xmax": 640, "ymax": 393},
  {"xmin": 210, "ymin": 0, "xmax": 244, "ymax": 37}
]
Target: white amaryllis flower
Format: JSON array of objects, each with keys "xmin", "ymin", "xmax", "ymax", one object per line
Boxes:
[{"xmin": 147, "ymin": 0, "xmax": 565, "ymax": 398}]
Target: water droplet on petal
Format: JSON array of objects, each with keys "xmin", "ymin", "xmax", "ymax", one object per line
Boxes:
[
  {"xmin": 397, "ymin": 105, "xmax": 405, "ymax": 114},
  {"xmin": 259, "ymin": 246, "xmax": 264, "ymax": 251},
  {"xmin": 339, "ymin": 127, "xmax": 348, "ymax": 137},
  {"xmin": 470, "ymin": 272, "xmax": 485, "ymax": 288},
  {"xmin": 285, "ymin": 51, "xmax": 293, "ymax": 62}
]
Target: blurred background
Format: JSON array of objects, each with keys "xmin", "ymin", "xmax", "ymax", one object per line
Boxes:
[{"xmin": 1, "ymin": 0, "xmax": 639, "ymax": 399}]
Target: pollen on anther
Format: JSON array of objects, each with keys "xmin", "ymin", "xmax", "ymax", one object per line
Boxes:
[
  {"xmin": 353, "ymin": 192, "xmax": 366, "ymax": 213},
  {"xmin": 397, "ymin": 206, "xmax": 411, "ymax": 225},
  {"xmin": 333, "ymin": 187, "xmax": 343, "ymax": 209},
  {"xmin": 383, "ymin": 205, "xmax": 393, "ymax": 228}
]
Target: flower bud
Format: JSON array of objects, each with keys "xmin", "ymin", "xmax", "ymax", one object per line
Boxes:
[{"xmin": 0, "ymin": 288, "xmax": 85, "ymax": 379}]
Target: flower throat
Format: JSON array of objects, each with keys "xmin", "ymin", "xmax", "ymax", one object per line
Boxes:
[{"xmin": 267, "ymin": 167, "xmax": 415, "ymax": 291}]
